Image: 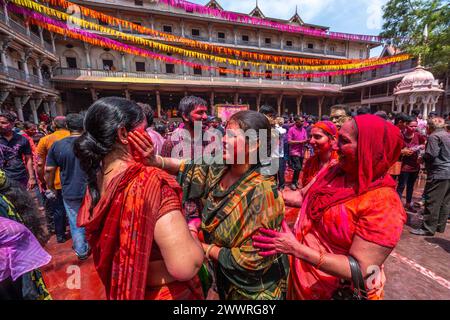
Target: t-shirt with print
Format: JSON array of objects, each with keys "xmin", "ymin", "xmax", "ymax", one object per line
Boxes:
[{"xmin": 0, "ymin": 132, "xmax": 32, "ymax": 182}]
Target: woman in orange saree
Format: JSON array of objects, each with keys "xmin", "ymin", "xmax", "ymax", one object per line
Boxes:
[
  {"xmin": 75, "ymin": 97, "xmax": 204, "ymax": 300},
  {"xmin": 254, "ymin": 115, "xmax": 407, "ymax": 300}
]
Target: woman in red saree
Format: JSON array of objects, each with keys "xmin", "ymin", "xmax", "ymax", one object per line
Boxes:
[
  {"xmin": 74, "ymin": 97, "xmax": 204, "ymax": 300},
  {"xmin": 253, "ymin": 115, "xmax": 407, "ymax": 300},
  {"xmin": 301, "ymin": 121, "xmax": 339, "ymax": 187},
  {"xmin": 284, "ymin": 121, "xmax": 339, "ymax": 208}
]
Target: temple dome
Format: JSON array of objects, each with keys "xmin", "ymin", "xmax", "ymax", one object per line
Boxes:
[{"xmin": 394, "ymin": 65, "xmax": 443, "ymax": 96}]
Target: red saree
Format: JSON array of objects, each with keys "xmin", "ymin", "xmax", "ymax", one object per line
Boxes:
[
  {"xmin": 289, "ymin": 115, "xmax": 407, "ymax": 300},
  {"xmin": 78, "ymin": 163, "xmax": 191, "ymax": 300},
  {"xmin": 301, "ymin": 121, "xmax": 339, "ymax": 187}
]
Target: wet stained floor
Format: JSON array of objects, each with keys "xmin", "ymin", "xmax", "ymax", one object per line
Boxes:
[{"xmin": 41, "ymin": 173, "xmax": 449, "ymax": 300}]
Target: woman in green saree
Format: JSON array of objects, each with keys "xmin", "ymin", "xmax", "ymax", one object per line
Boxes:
[{"xmin": 129, "ymin": 110, "xmax": 289, "ymax": 300}]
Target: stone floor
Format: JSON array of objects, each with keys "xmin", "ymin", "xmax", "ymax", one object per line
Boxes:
[{"xmin": 40, "ymin": 172, "xmax": 450, "ymax": 300}]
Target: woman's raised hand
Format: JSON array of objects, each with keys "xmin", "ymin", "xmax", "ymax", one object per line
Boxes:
[
  {"xmin": 128, "ymin": 130, "xmax": 156, "ymax": 166},
  {"xmin": 253, "ymin": 220, "xmax": 298, "ymax": 257}
]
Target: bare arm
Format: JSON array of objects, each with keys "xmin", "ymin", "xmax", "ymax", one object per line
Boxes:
[
  {"xmin": 44, "ymin": 166, "xmax": 57, "ymax": 191},
  {"xmin": 254, "ymin": 222, "xmax": 392, "ymax": 280},
  {"xmin": 288, "ymin": 140, "xmax": 307, "ymax": 145},
  {"xmin": 128, "ymin": 131, "xmax": 182, "ymax": 175},
  {"xmin": 290, "ymin": 235, "xmax": 392, "ymax": 279},
  {"xmin": 25, "ymin": 155, "xmax": 36, "ymax": 190},
  {"xmin": 154, "ymin": 210, "xmax": 204, "ymax": 282},
  {"xmin": 35, "ymin": 140, "xmax": 47, "ymax": 188}
]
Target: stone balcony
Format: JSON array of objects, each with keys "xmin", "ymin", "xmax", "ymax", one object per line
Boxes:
[
  {"xmin": 0, "ymin": 10, "xmax": 56, "ymax": 59},
  {"xmin": 52, "ymin": 67, "xmax": 342, "ymax": 94}
]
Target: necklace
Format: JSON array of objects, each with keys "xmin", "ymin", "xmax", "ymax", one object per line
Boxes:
[
  {"xmin": 102, "ymin": 160, "xmax": 128, "ymax": 176},
  {"xmin": 103, "ymin": 167, "xmax": 115, "ymax": 176}
]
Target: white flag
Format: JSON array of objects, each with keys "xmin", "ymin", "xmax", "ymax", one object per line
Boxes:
[{"xmin": 423, "ymin": 24, "xmax": 429, "ymax": 41}]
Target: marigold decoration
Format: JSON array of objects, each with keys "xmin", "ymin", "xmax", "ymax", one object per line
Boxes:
[
  {"xmin": 6, "ymin": 1, "xmax": 411, "ymax": 79},
  {"xmin": 158, "ymin": 0, "xmax": 381, "ymax": 42}
]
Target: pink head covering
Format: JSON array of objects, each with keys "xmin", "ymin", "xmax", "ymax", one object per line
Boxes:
[{"xmin": 0, "ymin": 217, "xmax": 51, "ymax": 282}]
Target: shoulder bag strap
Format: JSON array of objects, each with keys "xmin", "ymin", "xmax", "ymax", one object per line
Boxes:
[{"xmin": 348, "ymin": 255, "xmax": 368, "ymax": 300}]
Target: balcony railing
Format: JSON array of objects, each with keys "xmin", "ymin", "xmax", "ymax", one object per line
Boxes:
[
  {"xmin": 236, "ymin": 39, "xmax": 259, "ymax": 47},
  {"xmin": 0, "ymin": 64, "xmax": 53, "ymax": 88},
  {"xmin": 213, "ymin": 38, "xmax": 227, "ymax": 43},
  {"xmin": 303, "ymin": 47, "xmax": 326, "ymax": 54},
  {"xmin": 264, "ymin": 43, "xmax": 282, "ymax": 50},
  {"xmin": 6, "ymin": 66, "xmax": 27, "ymax": 81},
  {"xmin": 327, "ymin": 50, "xmax": 346, "ymax": 57},
  {"xmin": 185, "ymin": 34, "xmax": 210, "ymax": 42},
  {"xmin": 346, "ymin": 61, "xmax": 416, "ymax": 85},
  {"xmin": 30, "ymin": 32, "xmax": 41, "ymax": 45},
  {"xmin": 0, "ymin": 10, "xmax": 54, "ymax": 54},
  {"xmin": 54, "ymin": 68, "xmax": 342, "ymax": 89}
]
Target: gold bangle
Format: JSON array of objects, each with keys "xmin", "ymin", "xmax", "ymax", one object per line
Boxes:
[
  {"xmin": 157, "ymin": 155, "xmax": 165, "ymax": 169},
  {"xmin": 205, "ymin": 244, "xmax": 216, "ymax": 261}
]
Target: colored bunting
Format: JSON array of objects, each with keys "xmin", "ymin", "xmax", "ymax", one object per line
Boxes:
[
  {"xmin": 8, "ymin": 0, "xmax": 411, "ymax": 72},
  {"xmin": 158, "ymin": 0, "xmax": 381, "ymax": 42},
  {"xmin": 41, "ymin": 0, "xmax": 381, "ymax": 66}
]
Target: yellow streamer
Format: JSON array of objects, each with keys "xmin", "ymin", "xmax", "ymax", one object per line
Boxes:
[{"xmin": 12, "ymin": 0, "xmax": 411, "ymax": 71}]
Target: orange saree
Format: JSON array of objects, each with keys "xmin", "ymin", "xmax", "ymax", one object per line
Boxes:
[{"xmin": 289, "ymin": 115, "xmax": 407, "ymax": 300}]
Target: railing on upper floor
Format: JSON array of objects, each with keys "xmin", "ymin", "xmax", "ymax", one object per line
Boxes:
[
  {"xmin": 0, "ymin": 9, "xmax": 55, "ymax": 55},
  {"xmin": 54, "ymin": 67, "xmax": 343, "ymax": 88},
  {"xmin": 6, "ymin": 66, "xmax": 27, "ymax": 81},
  {"xmin": 236, "ymin": 39, "xmax": 259, "ymax": 47},
  {"xmin": 345, "ymin": 61, "xmax": 416, "ymax": 86},
  {"xmin": 0, "ymin": 63, "xmax": 54, "ymax": 88}
]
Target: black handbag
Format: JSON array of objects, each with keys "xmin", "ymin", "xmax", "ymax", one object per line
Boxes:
[{"xmin": 332, "ymin": 256, "xmax": 368, "ymax": 300}]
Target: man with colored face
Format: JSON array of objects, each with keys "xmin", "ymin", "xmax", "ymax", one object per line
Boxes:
[
  {"xmin": 396, "ymin": 117, "xmax": 426, "ymax": 213},
  {"xmin": 330, "ymin": 105, "xmax": 351, "ymax": 129},
  {"xmin": 394, "ymin": 112, "xmax": 410, "ymax": 133},
  {"xmin": 0, "ymin": 113, "xmax": 36, "ymax": 189},
  {"xmin": 161, "ymin": 96, "xmax": 209, "ymax": 159},
  {"xmin": 161, "ymin": 96, "xmax": 209, "ymax": 223}
]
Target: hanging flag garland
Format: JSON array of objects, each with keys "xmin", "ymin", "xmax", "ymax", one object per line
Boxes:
[
  {"xmin": 9, "ymin": 0, "xmax": 411, "ymax": 72},
  {"xmin": 158, "ymin": 0, "xmax": 381, "ymax": 42},
  {"xmin": 8, "ymin": 3, "xmax": 395, "ymax": 79},
  {"xmin": 41, "ymin": 0, "xmax": 381, "ymax": 66}
]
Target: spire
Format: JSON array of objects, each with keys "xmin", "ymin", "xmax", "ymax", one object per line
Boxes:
[
  {"xmin": 250, "ymin": 1, "xmax": 265, "ymax": 18},
  {"xmin": 206, "ymin": 0, "xmax": 223, "ymax": 10},
  {"xmin": 290, "ymin": 4, "xmax": 304, "ymax": 25}
]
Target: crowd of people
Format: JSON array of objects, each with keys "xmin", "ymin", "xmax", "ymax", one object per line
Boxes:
[{"xmin": 0, "ymin": 96, "xmax": 449, "ymax": 300}]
